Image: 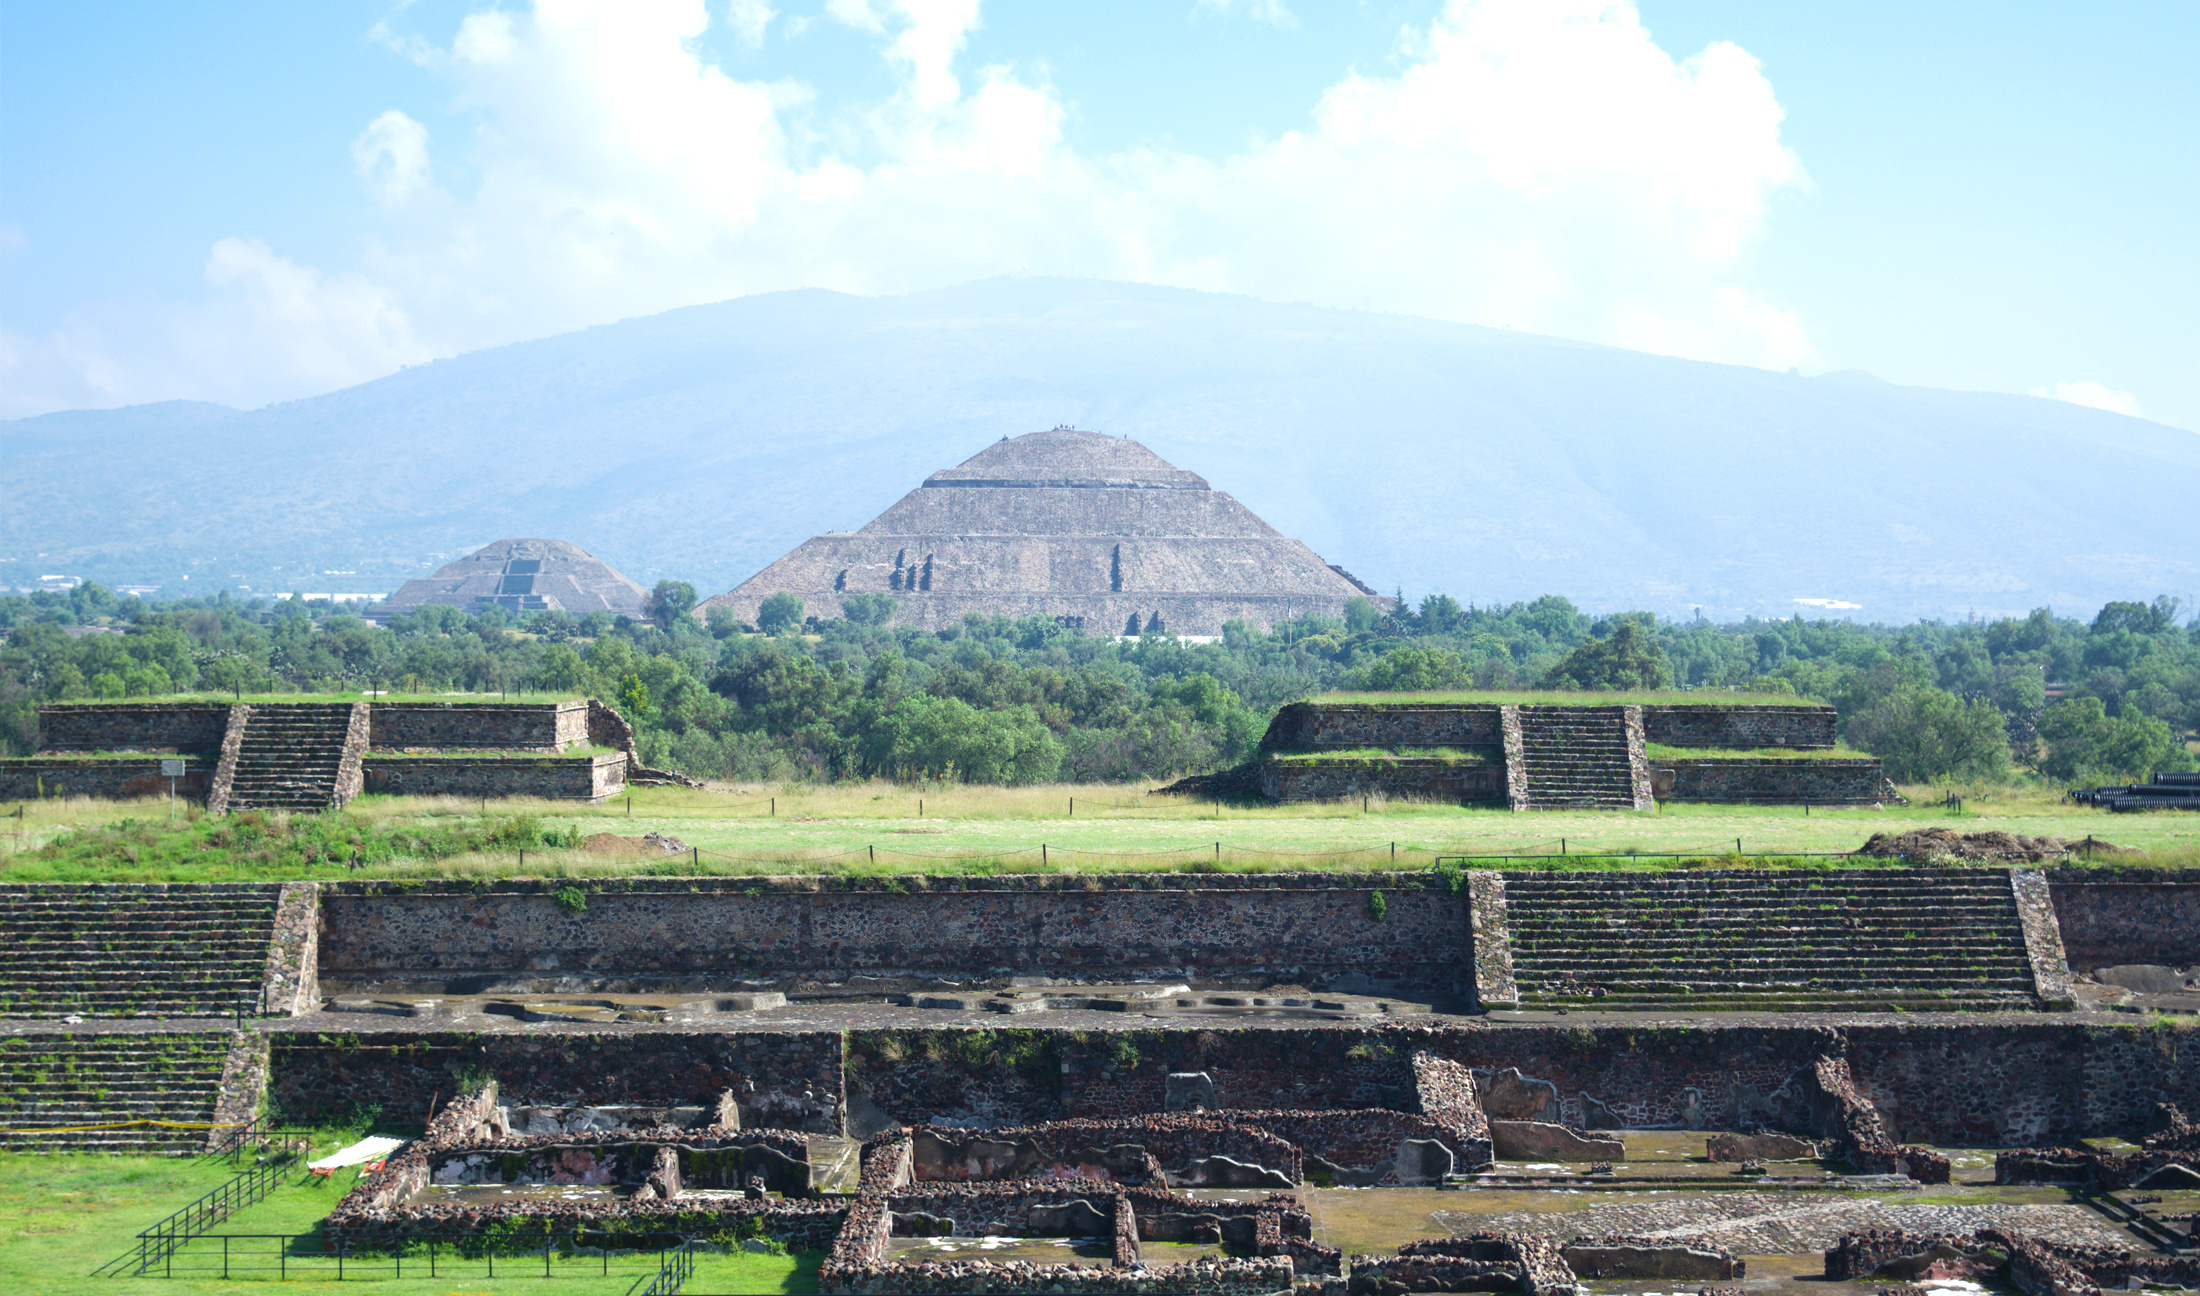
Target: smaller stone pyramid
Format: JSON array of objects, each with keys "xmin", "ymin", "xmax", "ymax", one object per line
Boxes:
[{"xmin": 377, "ymin": 539, "xmax": 648, "ymax": 618}]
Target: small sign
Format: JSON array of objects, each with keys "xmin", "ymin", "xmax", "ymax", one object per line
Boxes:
[{"xmin": 161, "ymin": 759, "xmax": 187, "ymax": 777}]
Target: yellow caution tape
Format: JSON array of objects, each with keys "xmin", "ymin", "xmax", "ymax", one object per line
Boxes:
[{"xmin": 0, "ymin": 1119, "xmax": 240, "ymax": 1134}]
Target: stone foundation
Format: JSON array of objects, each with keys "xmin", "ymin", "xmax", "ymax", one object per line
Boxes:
[
  {"xmin": 360, "ymin": 753, "xmax": 625, "ymax": 801},
  {"xmin": 1649, "ymin": 758, "xmax": 1885, "ymax": 804},
  {"xmin": 0, "ymin": 757, "xmax": 212, "ymax": 800}
]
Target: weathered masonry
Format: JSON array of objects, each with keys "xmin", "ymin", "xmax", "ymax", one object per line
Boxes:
[
  {"xmin": 700, "ymin": 427, "xmax": 1392, "ymax": 636},
  {"xmin": 8, "ymin": 868, "xmax": 2200, "ymax": 1293},
  {"xmin": 1171, "ymin": 699, "xmax": 1886, "ymax": 808},
  {"xmin": 0, "ymin": 699, "xmax": 650, "ymax": 811}
]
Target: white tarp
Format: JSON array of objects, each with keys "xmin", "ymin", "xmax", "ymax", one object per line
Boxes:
[{"xmin": 309, "ymin": 1136, "xmax": 404, "ymax": 1171}]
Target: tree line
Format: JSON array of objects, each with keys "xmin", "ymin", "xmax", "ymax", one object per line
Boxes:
[{"xmin": 2, "ymin": 581, "xmax": 2194, "ymax": 787}]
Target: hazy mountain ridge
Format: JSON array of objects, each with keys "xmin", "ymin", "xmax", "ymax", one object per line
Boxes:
[{"xmin": 3, "ymin": 278, "xmax": 2193, "ymax": 620}]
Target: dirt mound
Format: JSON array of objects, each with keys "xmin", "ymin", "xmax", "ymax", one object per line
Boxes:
[
  {"xmin": 578, "ymin": 832, "xmax": 690, "ymax": 855},
  {"xmin": 1854, "ymin": 827, "xmax": 2129, "ymax": 862}
]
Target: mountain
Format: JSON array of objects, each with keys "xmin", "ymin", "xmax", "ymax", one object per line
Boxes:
[{"xmin": 3, "ymin": 278, "xmax": 2195, "ymax": 621}]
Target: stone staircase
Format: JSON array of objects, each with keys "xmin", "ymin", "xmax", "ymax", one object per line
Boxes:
[
  {"xmin": 1515, "ymin": 706, "xmax": 1643, "ymax": 810},
  {"xmin": 0, "ymin": 885, "xmax": 282, "ymax": 1018},
  {"xmin": 1502, "ymin": 869, "xmax": 2040, "ymax": 1010},
  {"xmin": 0, "ymin": 1032, "xmax": 233, "ymax": 1153},
  {"xmin": 223, "ymin": 703, "xmax": 357, "ymax": 812}
]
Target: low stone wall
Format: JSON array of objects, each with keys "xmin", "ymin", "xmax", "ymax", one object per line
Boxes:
[
  {"xmin": 1827, "ymin": 1228, "xmax": 2107, "ymax": 1296},
  {"xmin": 910, "ymin": 1116, "xmax": 1302, "ymax": 1186},
  {"xmin": 316, "ymin": 875, "xmax": 1473, "ymax": 999},
  {"xmin": 366, "ymin": 701, "xmax": 589, "ymax": 752},
  {"xmin": 0, "ymin": 757, "xmax": 212, "ymax": 800},
  {"xmin": 268, "ymin": 1030, "xmax": 844, "ymax": 1132},
  {"xmin": 1409, "ymin": 1052, "xmax": 1493, "ymax": 1169},
  {"xmin": 1259, "ymin": 756, "xmax": 1505, "ymax": 804},
  {"xmin": 1056, "ymin": 1029, "xmax": 1428, "ymax": 1121},
  {"xmin": 2045, "ymin": 870, "xmax": 2200, "ymax": 971},
  {"xmin": 360, "ymin": 754, "xmax": 624, "ymax": 801},
  {"xmin": 1650, "ymin": 758, "xmax": 1885, "ymax": 804},
  {"xmin": 1258, "ymin": 703, "xmax": 1503, "ymax": 752},
  {"xmin": 36, "ymin": 703, "xmax": 230, "ymax": 752},
  {"xmin": 1641, "ymin": 704, "xmax": 1835, "ymax": 749}
]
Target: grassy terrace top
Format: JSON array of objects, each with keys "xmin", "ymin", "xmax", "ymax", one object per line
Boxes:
[
  {"xmin": 1308, "ymin": 690, "xmax": 1824, "ymax": 707},
  {"xmin": 2, "ymin": 781, "xmax": 2191, "ymax": 882},
  {"xmin": 40, "ymin": 692, "xmax": 587, "ymax": 706}
]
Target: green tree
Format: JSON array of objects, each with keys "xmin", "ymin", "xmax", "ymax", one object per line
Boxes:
[
  {"xmin": 1541, "ymin": 621, "xmax": 1670, "ymax": 690},
  {"xmin": 615, "ymin": 673, "xmax": 656, "ymax": 725},
  {"xmin": 1355, "ymin": 645, "xmax": 1469, "ymax": 692},
  {"xmin": 757, "ymin": 592, "xmax": 804, "ymax": 635},
  {"xmin": 644, "ymin": 580, "xmax": 697, "ymax": 631},
  {"xmin": 534, "ymin": 643, "xmax": 587, "ymax": 695},
  {"xmin": 1846, "ymin": 687, "xmax": 2011, "ymax": 783},
  {"xmin": 1343, "ymin": 597, "xmax": 1381, "ymax": 634},
  {"xmin": 2037, "ymin": 696, "xmax": 2197, "ymax": 782},
  {"xmin": 840, "ymin": 592, "xmax": 896, "ymax": 626}
]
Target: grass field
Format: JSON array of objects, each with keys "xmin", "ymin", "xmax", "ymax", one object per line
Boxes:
[
  {"xmin": 0, "ymin": 1133, "xmax": 819, "ymax": 1294},
  {"xmin": 2, "ymin": 780, "xmax": 2194, "ymax": 882}
]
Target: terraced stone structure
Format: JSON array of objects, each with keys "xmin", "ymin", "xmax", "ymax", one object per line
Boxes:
[
  {"xmin": 700, "ymin": 428, "xmax": 1390, "ymax": 636},
  {"xmin": 15, "ymin": 868, "xmax": 2200, "ymax": 1293},
  {"xmin": 0, "ymin": 699, "xmax": 638, "ymax": 811},
  {"xmin": 376, "ymin": 537, "xmax": 649, "ymax": 618},
  {"xmin": 1494, "ymin": 869, "xmax": 2049, "ymax": 1012},
  {"xmin": 1173, "ymin": 697, "xmax": 1883, "ymax": 808},
  {"xmin": 0, "ymin": 884, "xmax": 289, "ymax": 1018}
]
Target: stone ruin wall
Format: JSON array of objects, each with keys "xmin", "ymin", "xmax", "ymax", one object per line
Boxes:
[
  {"xmin": 1258, "ymin": 757, "xmax": 1505, "ymax": 804},
  {"xmin": 1651, "ymin": 759, "xmax": 1885, "ymax": 804},
  {"xmin": 314, "ymin": 875, "xmax": 1473, "ymax": 999},
  {"xmin": 833, "ymin": 1020, "xmax": 2200, "ymax": 1150},
  {"xmin": 360, "ymin": 753, "xmax": 624, "ymax": 800},
  {"xmin": 1258, "ymin": 703, "xmax": 1504, "ymax": 752},
  {"xmin": 36, "ymin": 703, "xmax": 232, "ymax": 752},
  {"xmin": 365, "ymin": 701, "xmax": 591, "ymax": 751},
  {"xmin": 269, "ymin": 1030, "xmax": 845, "ymax": 1132},
  {"xmin": 32, "ymin": 700, "xmax": 606, "ymax": 756},
  {"xmin": 1640, "ymin": 704, "xmax": 1837, "ymax": 748},
  {"xmin": 2044, "ymin": 868, "xmax": 2200, "ymax": 971},
  {"xmin": 0, "ymin": 758, "xmax": 214, "ymax": 800}
]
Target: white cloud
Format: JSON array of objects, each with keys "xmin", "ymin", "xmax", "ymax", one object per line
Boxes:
[
  {"xmin": 2034, "ymin": 380, "xmax": 2145, "ymax": 420},
  {"xmin": 1195, "ymin": 0, "xmax": 1298, "ymax": 27},
  {"xmin": 0, "ymin": 239, "xmax": 429, "ymax": 416},
  {"xmin": 727, "ymin": 0, "xmax": 777, "ymax": 48},
  {"xmin": 1, "ymin": 0, "xmax": 1816, "ymax": 414},
  {"xmin": 352, "ymin": 110, "xmax": 433, "ymax": 206}
]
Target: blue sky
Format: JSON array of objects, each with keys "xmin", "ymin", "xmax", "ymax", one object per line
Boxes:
[{"xmin": 2, "ymin": 0, "xmax": 2194, "ymax": 429}]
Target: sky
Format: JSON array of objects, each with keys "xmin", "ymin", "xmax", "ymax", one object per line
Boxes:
[{"xmin": 1, "ymin": 0, "xmax": 2194, "ymax": 429}]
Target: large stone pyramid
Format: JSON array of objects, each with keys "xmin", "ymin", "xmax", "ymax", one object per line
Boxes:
[
  {"xmin": 377, "ymin": 538, "xmax": 649, "ymax": 618},
  {"xmin": 701, "ymin": 429, "xmax": 1386, "ymax": 635}
]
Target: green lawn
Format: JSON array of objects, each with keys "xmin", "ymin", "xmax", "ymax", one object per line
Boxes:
[
  {"xmin": 0, "ymin": 1135, "xmax": 820, "ymax": 1294},
  {"xmin": 2, "ymin": 781, "xmax": 2194, "ymax": 881}
]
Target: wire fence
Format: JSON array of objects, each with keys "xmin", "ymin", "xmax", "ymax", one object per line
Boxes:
[
  {"xmin": 116, "ymin": 1229, "xmax": 703, "ymax": 1284},
  {"xmin": 123, "ymin": 1152, "xmax": 302, "ymax": 1275}
]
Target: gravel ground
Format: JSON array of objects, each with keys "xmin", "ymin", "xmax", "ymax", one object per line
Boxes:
[{"xmin": 1450, "ymin": 1192, "xmax": 2133, "ymax": 1253}]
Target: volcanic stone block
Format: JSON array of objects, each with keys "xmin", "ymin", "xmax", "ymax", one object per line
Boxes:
[{"xmin": 1489, "ymin": 1121, "xmax": 1626, "ymax": 1162}]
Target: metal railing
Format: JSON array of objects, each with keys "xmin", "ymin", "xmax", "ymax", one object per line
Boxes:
[
  {"xmin": 641, "ymin": 1240, "xmax": 698, "ymax": 1295},
  {"xmin": 197, "ymin": 1116, "xmax": 311, "ymax": 1163},
  {"xmin": 120, "ymin": 1229, "xmax": 699, "ymax": 1283},
  {"xmin": 129, "ymin": 1151, "xmax": 300, "ymax": 1274}
]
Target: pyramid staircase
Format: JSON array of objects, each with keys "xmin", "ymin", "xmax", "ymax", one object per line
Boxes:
[
  {"xmin": 0, "ymin": 885, "xmax": 283, "ymax": 1019},
  {"xmin": 1502, "ymin": 869, "xmax": 2039, "ymax": 1011},
  {"xmin": 222, "ymin": 703, "xmax": 357, "ymax": 813},
  {"xmin": 1514, "ymin": 706, "xmax": 1644, "ymax": 810},
  {"xmin": 0, "ymin": 1032, "xmax": 234, "ymax": 1153}
]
